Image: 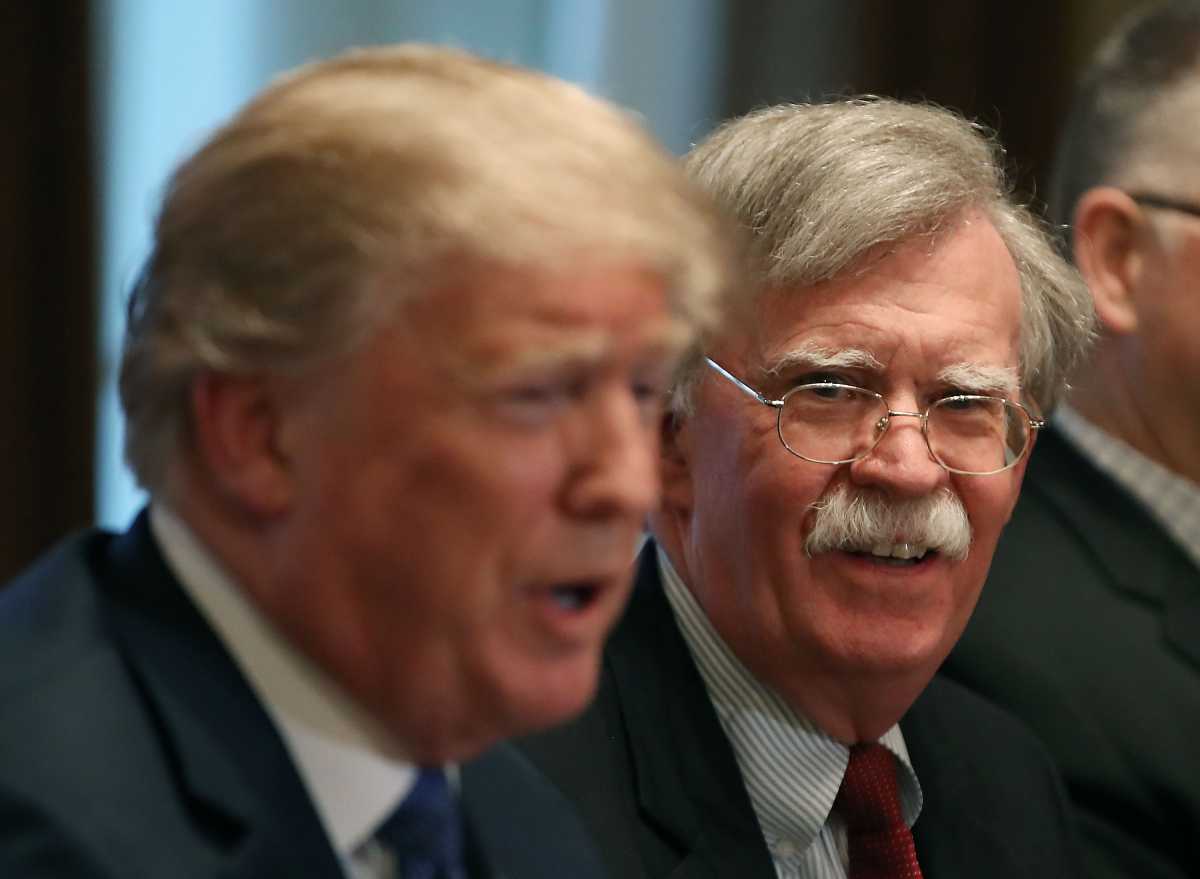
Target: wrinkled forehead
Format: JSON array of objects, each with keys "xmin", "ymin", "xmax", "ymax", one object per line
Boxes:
[
  {"xmin": 713, "ymin": 225, "xmax": 1024, "ymax": 385},
  {"xmin": 401, "ymin": 262, "xmax": 694, "ymax": 384},
  {"xmin": 762, "ymin": 342, "xmax": 1020, "ymax": 394}
]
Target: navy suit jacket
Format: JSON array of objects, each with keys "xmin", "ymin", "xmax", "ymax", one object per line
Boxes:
[
  {"xmin": 944, "ymin": 426, "xmax": 1200, "ymax": 878},
  {"xmin": 519, "ymin": 545, "xmax": 1082, "ymax": 878},
  {"xmin": 0, "ymin": 512, "xmax": 606, "ymax": 879}
]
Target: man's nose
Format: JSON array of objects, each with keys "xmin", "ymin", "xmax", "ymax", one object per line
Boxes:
[
  {"xmin": 849, "ymin": 409, "xmax": 948, "ymax": 497},
  {"xmin": 563, "ymin": 388, "xmax": 661, "ymax": 519}
]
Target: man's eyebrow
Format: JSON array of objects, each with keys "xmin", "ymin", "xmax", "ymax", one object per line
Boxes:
[
  {"xmin": 938, "ymin": 362, "xmax": 1020, "ymax": 394},
  {"xmin": 475, "ymin": 321, "xmax": 693, "ymax": 378},
  {"xmin": 764, "ymin": 344, "xmax": 884, "ymax": 376}
]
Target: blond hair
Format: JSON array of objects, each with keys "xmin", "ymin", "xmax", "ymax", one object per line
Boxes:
[{"xmin": 120, "ymin": 44, "xmax": 735, "ymax": 493}]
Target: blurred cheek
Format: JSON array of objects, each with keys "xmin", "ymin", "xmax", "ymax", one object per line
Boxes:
[{"xmin": 445, "ymin": 449, "xmax": 572, "ymax": 605}]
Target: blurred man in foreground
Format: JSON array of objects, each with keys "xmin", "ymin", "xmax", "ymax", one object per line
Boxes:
[
  {"xmin": 945, "ymin": 4, "xmax": 1200, "ymax": 877},
  {"xmin": 521, "ymin": 98, "xmax": 1095, "ymax": 878},
  {"xmin": 0, "ymin": 44, "xmax": 734, "ymax": 878}
]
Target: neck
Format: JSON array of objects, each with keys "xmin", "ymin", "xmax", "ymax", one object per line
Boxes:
[
  {"xmin": 1069, "ymin": 348, "xmax": 1200, "ymax": 484},
  {"xmin": 762, "ymin": 662, "xmax": 924, "ymax": 745}
]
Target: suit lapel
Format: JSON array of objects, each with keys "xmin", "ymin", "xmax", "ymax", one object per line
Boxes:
[
  {"xmin": 1163, "ymin": 581, "xmax": 1200, "ymax": 671},
  {"xmin": 1029, "ymin": 428, "xmax": 1200, "ymax": 671},
  {"xmin": 904, "ymin": 683, "xmax": 1025, "ymax": 878},
  {"xmin": 460, "ymin": 743, "xmax": 609, "ymax": 879},
  {"xmin": 606, "ymin": 547, "xmax": 776, "ymax": 879},
  {"xmin": 100, "ymin": 512, "xmax": 346, "ymax": 879}
]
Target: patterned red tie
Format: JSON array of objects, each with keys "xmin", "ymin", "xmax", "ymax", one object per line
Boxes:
[{"xmin": 833, "ymin": 743, "xmax": 924, "ymax": 879}]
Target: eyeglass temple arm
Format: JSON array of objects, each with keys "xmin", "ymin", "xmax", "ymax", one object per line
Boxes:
[
  {"xmin": 705, "ymin": 358, "xmax": 783, "ymax": 408},
  {"xmin": 1126, "ymin": 192, "xmax": 1200, "ymax": 219}
]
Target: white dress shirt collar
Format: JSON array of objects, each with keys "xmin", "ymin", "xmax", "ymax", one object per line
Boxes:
[
  {"xmin": 1055, "ymin": 404, "xmax": 1200, "ymax": 570},
  {"xmin": 149, "ymin": 504, "xmax": 418, "ymax": 865},
  {"xmin": 656, "ymin": 545, "xmax": 923, "ymax": 867}
]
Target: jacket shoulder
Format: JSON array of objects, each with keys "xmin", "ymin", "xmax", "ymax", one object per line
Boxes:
[
  {"xmin": 0, "ymin": 529, "xmax": 219, "ymax": 877},
  {"xmin": 462, "ymin": 741, "xmax": 608, "ymax": 879},
  {"xmin": 906, "ymin": 676, "xmax": 1083, "ymax": 877},
  {"xmin": 0, "ymin": 529, "xmax": 116, "ymax": 687}
]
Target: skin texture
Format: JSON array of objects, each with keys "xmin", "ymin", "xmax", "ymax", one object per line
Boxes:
[
  {"xmin": 183, "ymin": 263, "xmax": 685, "ymax": 763},
  {"xmin": 655, "ymin": 212, "xmax": 1030, "ymax": 743},
  {"xmin": 1071, "ymin": 182, "xmax": 1200, "ymax": 485}
]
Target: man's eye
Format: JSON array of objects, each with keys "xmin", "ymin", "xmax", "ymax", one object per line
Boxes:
[
  {"xmin": 509, "ymin": 386, "xmax": 558, "ymax": 404},
  {"xmin": 630, "ymin": 380, "xmax": 669, "ymax": 421},
  {"xmin": 631, "ymin": 379, "xmax": 662, "ymax": 400},
  {"xmin": 798, "ymin": 382, "xmax": 856, "ymax": 402},
  {"xmin": 939, "ymin": 394, "xmax": 980, "ymax": 411},
  {"xmin": 796, "ymin": 371, "xmax": 853, "ymax": 387},
  {"xmin": 493, "ymin": 383, "xmax": 574, "ymax": 423},
  {"xmin": 631, "ymin": 368, "xmax": 674, "ymax": 402}
]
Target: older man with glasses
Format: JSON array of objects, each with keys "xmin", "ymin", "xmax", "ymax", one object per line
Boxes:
[
  {"xmin": 944, "ymin": 4, "xmax": 1200, "ymax": 878},
  {"xmin": 519, "ymin": 97, "xmax": 1096, "ymax": 879}
]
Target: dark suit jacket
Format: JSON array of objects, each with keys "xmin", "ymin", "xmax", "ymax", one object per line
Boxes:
[
  {"xmin": 0, "ymin": 512, "xmax": 606, "ymax": 879},
  {"xmin": 944, "ymin": 426, "xmax": 1200, "ymax": 879},
  {"xmin": 519, "ymin": 544, "xmax": 1082, "ymax": 879}
]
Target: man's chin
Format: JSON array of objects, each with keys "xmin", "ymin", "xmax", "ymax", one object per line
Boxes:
[
  {"xmin": 416, "ymin": 658, "xmax": 603, "ymax": 762},
  {"xmin": 820, "ymin": 623, "xmax": 957, "ymax": 680},
  {"xmin": 504, "ymin": 654, "xmax": 603, "ymax": 734}
]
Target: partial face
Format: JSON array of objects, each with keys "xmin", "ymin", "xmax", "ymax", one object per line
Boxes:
[
  {"xmin": 1130, "ymin": 196, "xmax": 1200, "ymax": 441},
  {"xmin": 272, "ymin": 264, "xmax": 684, "ymax": 761},
  {"xmin": 668, "ymin": 214, "xmax": 1027, "ymax": 702}
]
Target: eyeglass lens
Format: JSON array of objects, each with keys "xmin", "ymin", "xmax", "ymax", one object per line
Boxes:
[{"xmin": 777, "ymin": 385, "xmax": 1030, "ymax": 474}]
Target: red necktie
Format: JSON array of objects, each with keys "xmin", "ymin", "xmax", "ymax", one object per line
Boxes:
[{"xmin": 833, "ymin": 743, "xmax": 924, "ymax": 879}]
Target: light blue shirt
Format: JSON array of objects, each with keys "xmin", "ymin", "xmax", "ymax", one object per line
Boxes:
[{"xmin": 657, "ymin": 547, "xmax": 923, "ymax": 879}]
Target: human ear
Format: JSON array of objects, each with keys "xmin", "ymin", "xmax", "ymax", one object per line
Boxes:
[
  {"xmin": 1072, "ymin": 187, "xmax": 1144, "ymax": 335},
  {"xmin": 189, "ymin": 372, "xmax": 294, "ymax": 518}
]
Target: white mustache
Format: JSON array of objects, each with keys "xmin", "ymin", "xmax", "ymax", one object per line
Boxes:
[{"xmin": 804, "ymin": 485, "xmax": 972, "ymax": 561}]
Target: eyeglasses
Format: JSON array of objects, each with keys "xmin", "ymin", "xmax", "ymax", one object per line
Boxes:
[
  {"xmin": 1127, "ymin": 192, "xmax": 1200, "ymax": 220},
  {"xmin": 705, "ymin": 358, "xmax": 1044, "ymax": 476}
]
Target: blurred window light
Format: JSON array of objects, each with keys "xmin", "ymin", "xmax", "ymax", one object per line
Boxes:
[{"xmin": 93, "ymin": 0, "xmax": 722, "ymax": 528}]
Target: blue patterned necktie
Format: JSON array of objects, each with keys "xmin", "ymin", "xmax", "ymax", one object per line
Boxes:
[{"xmin": 376, "ymin": 768, "xmax": 467, "ymax": 879}]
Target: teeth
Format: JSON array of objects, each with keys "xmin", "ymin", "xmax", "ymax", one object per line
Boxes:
[
  {"xmin": 867, "ymin": 543, "xmax": 929, "ymax": 560},
  {"xmin": 551, "ymin": 584, "xmax": 598, "ymax": 611},
  {"xmin": 552, "ymin": 589, "xmax": 585, "ymax": 610}
]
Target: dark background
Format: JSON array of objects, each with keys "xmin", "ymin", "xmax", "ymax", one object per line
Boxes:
[{"xmin": 0, "ymin": 0, "xmax": 1145, "ymax": 581}]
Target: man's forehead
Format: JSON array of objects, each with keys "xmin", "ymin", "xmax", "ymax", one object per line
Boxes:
[
  {"xmin": 763, "ymin": 343, "xmax": 885, "ymax": 373},
  {"xmin": 757, "ymin": 341, "xmax": 1017, "ymax": 386},
  {"xmin": 401, "ymin": 260, "xmax": 689, "ymax": 367},
  {"xmin": 443, "ymin": 316, "xmax": 692, "ymax": 384},
  {"xmin": 493, "ymin": 319, "xmax": 691, "ymax": 367}
]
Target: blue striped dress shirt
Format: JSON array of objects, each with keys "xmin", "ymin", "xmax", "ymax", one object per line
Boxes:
[{"xmin": 657, "ymin": 547, "xmax": 923, "ymax": 879}]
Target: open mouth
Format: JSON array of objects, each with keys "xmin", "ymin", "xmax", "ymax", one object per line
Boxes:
[
  {"xmin": 548, "ymin": 581, "xmax": 603, "ymax": 612},
  {"xmin": 845, "ymin": 543, "xmax": 939, "ymax": 567}
]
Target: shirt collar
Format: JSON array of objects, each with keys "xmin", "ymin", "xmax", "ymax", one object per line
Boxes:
[
  {"xmin": 1054, "ymin": 404, "xmax": 1200, "ymax": 569},
  {"xmin": 656, "ymin": 545, "xmax": 923, "ymax": 855},
  {"xmin": 149, "ymin": 504, "xmax": 419, "ymax": 858}
]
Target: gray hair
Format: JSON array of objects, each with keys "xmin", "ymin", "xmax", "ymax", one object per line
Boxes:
[
  {"xmin": 1048, "ymin": 0, "xmax": 1200, "ymax": 228},
  {"xmin": 676, "ymin": 98, "xmax": 1095, "ymax": 414},
  {"xmin": 120, "ymin": 44, "xmax": 736, "ymax": 495}
]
